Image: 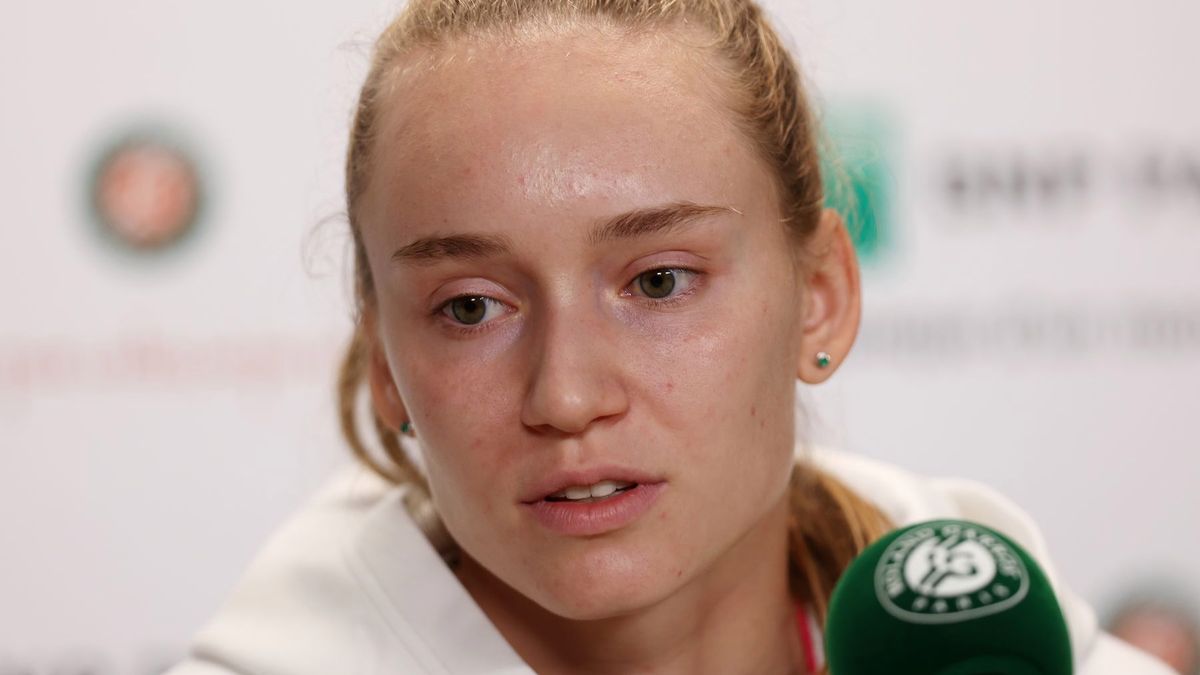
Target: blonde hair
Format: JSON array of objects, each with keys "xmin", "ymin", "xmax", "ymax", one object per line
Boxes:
[{"xmin": 336, "ymin": 0, "xmax": 892, "ymax": 646}]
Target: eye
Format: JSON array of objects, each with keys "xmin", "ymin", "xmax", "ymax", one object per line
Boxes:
[
  {"xmin": 441, "ymin": 295, "xmax": 505, "ymax": 326},
  {"xmin": 631, "ymin": 268, "xmax": 698, "ymax": 300}
]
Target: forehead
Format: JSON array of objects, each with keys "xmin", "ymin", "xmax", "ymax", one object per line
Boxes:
[{"xmin": 360, "ymin": 25, "xmax": 779, "ymax": 239}]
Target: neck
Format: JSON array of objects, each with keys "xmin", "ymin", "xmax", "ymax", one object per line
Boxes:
[{"xmin": 456, "ymin": 495, "xmax": 804, "ymax": 675}]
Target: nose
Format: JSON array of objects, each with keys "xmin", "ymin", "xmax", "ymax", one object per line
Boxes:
[{"xmin": 520, "ymin": 302, "xmax": 629, "ymax": 436}]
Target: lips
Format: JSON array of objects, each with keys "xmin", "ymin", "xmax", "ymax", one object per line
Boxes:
[
  {"xmin": 523, "ymin": 481, "xmax": 667, "ymax": 537},
  {"xmin": 518, "ymin": 465, "xmax": 668, "ymax": 536}
]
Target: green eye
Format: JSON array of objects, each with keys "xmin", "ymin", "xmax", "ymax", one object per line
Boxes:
[
  {"xmin": 449, "ymin": 296, "xmax": 488, "ymax": 324},
  {"xmin": 637, "ymin": 269, "xmax": 677, "ymax": 299}
]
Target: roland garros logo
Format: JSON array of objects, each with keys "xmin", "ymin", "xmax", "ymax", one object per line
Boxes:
[
  {"xmin": 875, "ymin": 521, "xmax": 1029, "ymax": 624},
  {"xmin": 87, "ymin": 127, "xmax": 205, "ymax": 253}
]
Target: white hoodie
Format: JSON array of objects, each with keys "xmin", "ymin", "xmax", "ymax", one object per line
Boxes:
[{"xmin": 166, "ymin": 448, "xmax": 1173, "ymax": 674}]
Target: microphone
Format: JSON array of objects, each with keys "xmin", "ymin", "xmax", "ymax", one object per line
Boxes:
[{"xmin": 824, "ymin": 519, "xmax": 1073, "ymax": 675}]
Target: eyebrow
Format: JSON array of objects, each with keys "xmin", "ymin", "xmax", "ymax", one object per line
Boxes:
[
  {"xmin": 588, "ymin": 201, "xmax": 739, "ymax": 245},
  {"xmin": 391, "ymin": 201, "xmax": 740, "ymax": 266},
  {"xmin": 391, "ymin": 231, "xmax": 512, "ymax": 265}
]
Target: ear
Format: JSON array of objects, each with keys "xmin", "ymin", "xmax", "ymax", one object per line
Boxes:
[
  {"xmin": 795, "ymin": 208, "xmax": 861, "ymax": 384},
  {"xmin": 364, "ymin": 311, "xmax": 409, "ymax": 432}
]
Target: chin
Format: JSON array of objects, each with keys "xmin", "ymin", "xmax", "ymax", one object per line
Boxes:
[{"xmin": 521, "ymin": 540, "xmax": 688, "ymax": 621}]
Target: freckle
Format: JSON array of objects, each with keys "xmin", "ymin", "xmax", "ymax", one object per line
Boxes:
[
  {"xmin": 750, "ymin": 405, "xmax": 756, "ymax": 418},
  {"xmin": 665, "ymin": 381, "xmax": 674, "ymax": 392},
  {"xmin": 517, "ymin": 175, "xmax": 526, "ymax": 186},
  {"xmin": 676, "ymin": 569, "xmax": 683, "ymax": 577}
]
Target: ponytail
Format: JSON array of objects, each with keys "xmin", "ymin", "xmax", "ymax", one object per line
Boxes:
[{"xmin": 786, "ymin": 462, "xmax": 892, "ymax": 627}]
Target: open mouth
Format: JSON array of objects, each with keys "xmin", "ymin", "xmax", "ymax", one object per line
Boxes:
[
  {"xmin": 525, "ymin": 479, "xmax": 666, "ymax": 536},
  {"xmin": 543, "ymin": 479, "xmax": 638, "ymax": 504}
]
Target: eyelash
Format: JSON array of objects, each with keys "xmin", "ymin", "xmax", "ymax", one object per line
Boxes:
[{"xmin": 433, "ymin": 266, "xmax": 703, "ymax": 336}]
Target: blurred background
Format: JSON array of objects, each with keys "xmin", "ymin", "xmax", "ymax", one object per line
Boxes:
[{"xmin": 1, "ymin": 0, "xmax": 1197, "ymax": 672}]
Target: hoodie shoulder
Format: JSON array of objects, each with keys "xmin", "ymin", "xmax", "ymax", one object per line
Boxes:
[
  {"xmin": 167, "ymin": 465, "xmax": 534, "ymax": 675},
  {"xmin": 165, "ymin": 466, "xmax": 432, "ymax": 675}
]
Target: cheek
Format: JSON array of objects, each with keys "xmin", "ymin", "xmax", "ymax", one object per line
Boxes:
[
  {"xmin": 638, "ymin": 293, "xmax": 797, "ymax": 428},
  {"xmin": 386, "ymin": 330, "xmax": 523, "ymax": 498},
  {"xmin": 642, "ymin": 297, "xmax": 799, "ymax": 505}
]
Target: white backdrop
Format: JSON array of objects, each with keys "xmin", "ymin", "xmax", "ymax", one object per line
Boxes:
[{"xmin": 2, "ymin": 1, "xmax": 1197, "ymax": 672}]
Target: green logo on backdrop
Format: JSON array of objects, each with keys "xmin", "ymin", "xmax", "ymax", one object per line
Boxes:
[{"xmin": 820, "ymin": 106, "xmax": 894, "ymax": 263}]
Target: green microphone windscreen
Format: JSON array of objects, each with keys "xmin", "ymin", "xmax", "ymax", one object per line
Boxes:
[{"xmin": 824, "ymin": 519, "xmax": 1073, "ymax": 675}]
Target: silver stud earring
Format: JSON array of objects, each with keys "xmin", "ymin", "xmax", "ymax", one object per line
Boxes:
[
  {"xmin": 400, "ymin": 421, "xmax": 414, "ymax": 435},
  {"xmin": 815, "ymin": 352, "xmax": 832, "ymax": 369}
]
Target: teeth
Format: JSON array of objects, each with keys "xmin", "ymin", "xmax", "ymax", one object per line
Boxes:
[
  {"xmin": 549, "ymin": 479, "xmax": 636, "ymax": 501},
  {"xmin": 564, "ymin": 486, "xmax": 592, "ymax": 500},
  {"xmin": 590, "ymin": 480, "xmax": 618, "ymax": 498}
]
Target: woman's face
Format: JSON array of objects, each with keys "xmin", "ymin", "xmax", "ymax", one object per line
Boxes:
[{"xmin": 358, "ymin": 28, "xmax": 819, "ymax": 619}]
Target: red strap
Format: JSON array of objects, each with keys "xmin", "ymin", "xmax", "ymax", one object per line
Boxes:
[{"xmin": 795, "ymin": 604, "xmax": 819, "ymax": 674}]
